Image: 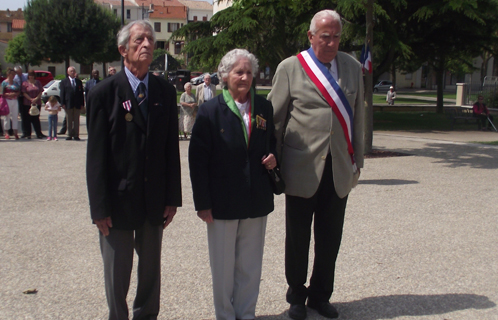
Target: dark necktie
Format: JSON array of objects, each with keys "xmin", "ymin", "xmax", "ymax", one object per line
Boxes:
[
  {"xmin": 324, "ymin": 62, "xmax": 331, "ymax": 70},
  {"xmin": 136, "ymin": 82, "xmax": 148, "ymax": 119}
]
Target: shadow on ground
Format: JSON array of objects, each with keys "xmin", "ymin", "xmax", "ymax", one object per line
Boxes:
[
  {"xmin": 376, "ymin": 143, "xmax": 498, "ymax": 170},
  {"xmin": 257, "ymin": 293, "xmax": 495, "ymax": 320}
]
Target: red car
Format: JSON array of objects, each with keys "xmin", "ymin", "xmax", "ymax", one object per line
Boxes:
[{"xmin": 34, "ymin": 70, "xmax": 54, "ymax": 86}]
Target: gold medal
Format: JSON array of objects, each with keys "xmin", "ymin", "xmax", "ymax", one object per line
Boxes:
[{"xmin": 125, "ymin": 113, "xmax": 133, "ymax": 121}]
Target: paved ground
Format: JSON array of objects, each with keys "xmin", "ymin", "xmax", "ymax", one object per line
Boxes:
[{"xmin": 0, "ymin": 110, "xmax": 497, "ymax": 319}]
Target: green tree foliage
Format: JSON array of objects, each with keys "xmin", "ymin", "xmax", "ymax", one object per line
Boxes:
[
  {"xmin": 24, "ymin": 0, "xmax": 121, "ymax": 70},
  {"xmin": 5, "ymin": 32, "xmax": 43, "ymax": 69}
]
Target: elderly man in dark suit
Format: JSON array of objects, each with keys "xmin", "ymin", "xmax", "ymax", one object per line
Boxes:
[
  {"xmin": 268, "ymin": 10, "xmax": 364, "ymax": 320},
  {"xmin": 86, "ymin": 20, "xmax": 182, "ymax": 320},
  {"xmin": 60, "ymin": 66, "xmax": 84, "ymax": 140}
]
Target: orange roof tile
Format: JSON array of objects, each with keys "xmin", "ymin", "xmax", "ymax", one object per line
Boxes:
[{"xmin": 149, "ymin": 5, "xmax": 187, "ymax": 19}]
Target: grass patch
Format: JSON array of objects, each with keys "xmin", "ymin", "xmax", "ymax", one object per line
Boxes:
[
  {"xmin": 472, "ymin": 141, "xmax": 498, "ymax": 145},
  {"xmin": 373, "ymin": 111, "xmax": 481, "ymax": 131}
]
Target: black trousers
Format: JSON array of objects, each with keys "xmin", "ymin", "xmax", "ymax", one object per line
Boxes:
[
  {"xmin": 285, "ymin": 154, "xmax": 348, "ymax": 305},
  {"xmin": 20, "ymin": 104, "xmax": 43, "ymax": 137}
]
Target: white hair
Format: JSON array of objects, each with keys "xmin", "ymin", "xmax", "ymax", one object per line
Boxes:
[
  {"xmin": 117, "ymin": 20, "xmax": 156, "ymax": 49},
  {"xmin": 217, "ymin": 49, "xmax": 259, "ymax": 88},
  {"xmin": 184, "ymin": 82, "xmax": 192, "ymax": 90},
  {"xmin": 310, "ymin": 10, "xmax": 342, "ymax": 34}
]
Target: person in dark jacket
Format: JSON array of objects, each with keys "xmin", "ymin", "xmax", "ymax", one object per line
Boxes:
[{"xmin": 189, "ymin": 48, "xmax": 277, "ymax": 320}]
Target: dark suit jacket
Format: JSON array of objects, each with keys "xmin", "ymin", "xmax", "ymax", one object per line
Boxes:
[
  {"xmin": 86, "ymin": 70, "xmax": 182, "ymax": 230},
  {"xmin": 85, "ymin": 78, "xmax": 100, "ymax": 103},
  {"xmin": 60, "ymin": 77, "xmax": 84, "ymax": 109},
  {"xmin": 189, "ymin": 93, "xmax": 275, "ymax": 220}
]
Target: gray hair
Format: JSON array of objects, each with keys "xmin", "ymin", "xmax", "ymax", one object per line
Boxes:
[
  {"xmin": 217, "ymin": 49, "xmax": 259, "ymax": 88},
  {"xmin": 14, "ymin": 66, "xmax": 22, "ymax": 72},
  {"xmin": 184, "ymin": 82, "xmax": 192, "ymax": 90},
  {"xmin": 310, "ymin": 10, "xmax": 342, "ymax": 35},
  {"xmin": 117, "ymin": 20, "xmax": 156, "ymax": 49}
]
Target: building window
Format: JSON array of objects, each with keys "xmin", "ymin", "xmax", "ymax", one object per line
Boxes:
[
  {"xmin": 193, "ymin": 16, "xmax": 197, "ymax": 21},
  {"xmin": 203, "ymin": 16, "xmax": 207, "ymax": 21},
  {"xmin": 156, "ymin": 41, "xmax": 165, "ymax": 49},
  {"xmin": 154, "ymin": 22, "xmax": 161, "ymax": 32},
  {"xmin": 126, "ymin": 9, "xmax": 131, "ymax": 19},
  {"xmin": 174, "ymin": 42, "xmax": 182, "ymax": 55},
  {"xmin": 48, "ymin": 66, "xmax": 56, "ymax": 77},
  {"xmin": 113, "ymin": 9, "xmax": 117, "ymax": 16},
  {"xmin": 7, "ymin": 23, "xmax": 13, "ymax": 32},
  {"xmin": 168, "ymin": 23, "xmax": 180, "ymax": 32}
]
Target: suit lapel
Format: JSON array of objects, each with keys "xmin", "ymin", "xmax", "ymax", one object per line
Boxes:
[
  {"xmin": 147, "ymin": 76, "xmax": 167, "ymax": 135},
  {"xmin": 336, "ymin": 53, "xmax": 349, "ymax": 90},
  {"xmin": 116, "ymin": 71, "xmax": 147, "ymax": 133}
]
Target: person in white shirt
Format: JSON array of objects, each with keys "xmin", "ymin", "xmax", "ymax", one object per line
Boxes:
[
  {"xmin": 196, "ymin": 73, "xmax": 217, "ymax": 106},
  {"xmin": 386, "ymin": 86, "xmax": 396, "ymax": 105}
]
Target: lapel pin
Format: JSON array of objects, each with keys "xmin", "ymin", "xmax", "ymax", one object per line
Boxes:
[{"xmin": 220, "ymin": 129, "xmax": 225, "ymax": 133}]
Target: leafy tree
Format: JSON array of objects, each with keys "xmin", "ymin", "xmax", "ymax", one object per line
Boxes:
[
  {"xmin": 24, "ymin": 0, "xmax": 121, "ymax": 71},
  {"xmin": 5, "ymin": 32, "xmax": 43, "ymax": 70}
]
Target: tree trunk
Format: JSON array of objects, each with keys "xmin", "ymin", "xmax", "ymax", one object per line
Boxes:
[
  {"xmin": 435, "ymin": 59, "xmax": 445, "ymax": 114},
  {"xmin": 364, "ymin": 0, "xmax": 374, "ymax": 154},
  {"xmin": 65, "ymin": 56, "xmax": 70, "ymax": 75}
]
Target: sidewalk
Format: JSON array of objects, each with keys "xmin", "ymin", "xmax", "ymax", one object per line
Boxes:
[{"xmin": 0, "ymin": 120, "xmax": 497, "ymax": 319}]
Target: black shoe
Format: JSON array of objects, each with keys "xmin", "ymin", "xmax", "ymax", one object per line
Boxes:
[
  {"xmin": 20, "ymin": 135, "xmax": 27, "ymax": 139},
  {"xmin": 74, "ymin": 137, "xmax": 81, "ymax": 141},
  {"xmin": 66, "ymin": 137, "xmax": 73, "ymax": 140},
  {"xmin": 307, "ymin": 300, "xmax": 339, "ymax": 319},
  {"xmin": 37, "ymin": 134, "xmax": 47, "ymax": 138},
  {"xmin": 288, "ymin": 304, "xmax": 306, "ymax": 320}
]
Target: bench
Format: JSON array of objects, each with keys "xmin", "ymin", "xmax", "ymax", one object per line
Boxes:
[{"xmin": 444, "ymin": 107, "xmax": 481, "ymax": 130}]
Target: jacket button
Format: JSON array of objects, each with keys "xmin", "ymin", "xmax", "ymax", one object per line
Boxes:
[
  {"xmin": 330, "ymin": 130, "xmax": 334, "ymax": 135},
  {"xmin": 144, "ymin": 177, "xmax": 148, "ymax": 182},
  {"xmin": 321, "ymin": 156, "xmax": 326, "ymax": 160}
]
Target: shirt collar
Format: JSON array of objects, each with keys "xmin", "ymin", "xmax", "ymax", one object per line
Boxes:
[{"xmin": 124, "ymin": 67, "xmax": 149, "ymax": 94}]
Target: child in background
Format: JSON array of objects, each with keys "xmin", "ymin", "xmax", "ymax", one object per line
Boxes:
[{"xmin": 44, "ymin": 96, "xmax": 61, "ymax": 141}]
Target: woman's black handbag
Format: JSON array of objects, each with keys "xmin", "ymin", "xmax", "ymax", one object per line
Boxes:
[
  {"xmin": 266, "ymin": 129, "xmax": 285, "ymax": 195},
  {"xmin": 268, "ymin": 167, "xmax": 285, "ymax": 195}
]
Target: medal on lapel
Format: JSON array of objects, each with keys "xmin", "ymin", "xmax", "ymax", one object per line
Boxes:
[
  {"xmin": 125, "ymin": 113, "xmax": 133, "ymax": 121},
  {"xmin": 256, "ymin": 115, "xmax": 267, "ymax": 130}
]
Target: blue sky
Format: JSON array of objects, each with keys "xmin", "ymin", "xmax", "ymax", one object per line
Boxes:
[
  {"xmin": 0, "ymin": 0, "xmax": 213, "ymax": 11},
  {"xmin": 0, "ymin": 0, "xmax": 27, "ymax": 11}
]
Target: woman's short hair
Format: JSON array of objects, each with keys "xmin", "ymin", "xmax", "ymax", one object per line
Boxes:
[
  {"xmin": 310, "ymin": 10, "xmax": 342, "ymax": 35},
  {"xmin": 6, "ymin": 67, "xmax": 15, "ymax": 75},
  {"xmin": 184, "ymin": 82, "xmax": 192, "ymax": 90},
  {"xmin": 117, "ymin": 20, "xmax": 156, "ymax": 49},
  {"xmin": 27, "ymin": 70, "xmax": 36, "ymax": 77},
  {"xmin": 217, "ymin": 49, "xmax": 259, "ymax": 88}
]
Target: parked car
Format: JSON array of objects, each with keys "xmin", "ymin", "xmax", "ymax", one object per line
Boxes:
[
  {"xmin": 34, "ymin": 70, "xmax": 54, "ymax": 86},
  {"xmin": 41, "ymin": 80, "xmax": 61, "ymax": 103},
  {"xmin": 191, "ymin": 73, "xmax": 206, "ymax": 85},
  {"xmin": 373, "ymin": 80, "xmax": 393, "ymax": 93},
  {"xmin": 190, "ymin": 71, "xmax": 203, "ymax": 80}
]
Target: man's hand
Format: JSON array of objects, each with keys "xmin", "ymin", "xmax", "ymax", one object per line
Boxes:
[
  {"xmin": 94, "ymin": 217, "xmax": 113, "ymax": 236},
  {"xmin": 197, "ymin": 209, "xmax": 213, "ymax": 224},
  {"xmin": 163, "ymin": 206, "xmax": 177, "ymax": 229}
]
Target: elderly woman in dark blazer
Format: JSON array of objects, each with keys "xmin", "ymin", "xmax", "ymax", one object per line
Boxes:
[{"xmin": 189, "ymin": 48, "xmax": 277, "ymax": 320}]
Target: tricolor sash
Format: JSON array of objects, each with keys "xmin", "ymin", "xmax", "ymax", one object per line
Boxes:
[{"xmin": 297, "ymin": 48, "xmax": 357, "ymax": 172}]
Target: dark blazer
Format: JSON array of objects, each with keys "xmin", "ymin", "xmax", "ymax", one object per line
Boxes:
[
  {"xmin": 189, "ymin": 93, "xmax": 276, "ymax": 220},
  {"xmin": 86, "ymin": 70, "xmax": 182, "ymax": 230},
  {"xmin": 60, "ymin": 77, "xmax": 84, "ymax": 109}
]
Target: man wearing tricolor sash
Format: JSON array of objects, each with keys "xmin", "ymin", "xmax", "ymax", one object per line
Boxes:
[{"xmin": 268, "ymin": 9, "xmax": 364, "ymax": 320}]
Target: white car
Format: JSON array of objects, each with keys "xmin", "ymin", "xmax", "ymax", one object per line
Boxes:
[{"xmin": 41, "ymin": 80, "xmax": 61, "ymax": 103}]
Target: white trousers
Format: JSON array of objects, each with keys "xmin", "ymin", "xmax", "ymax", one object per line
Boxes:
[
  {"xmin": 207, "ymin": 216, "xmax": 268, "ymax": 320},
  {"xmin": 4, "ymin": 99, "xmax": 19, "ymax": 130}
]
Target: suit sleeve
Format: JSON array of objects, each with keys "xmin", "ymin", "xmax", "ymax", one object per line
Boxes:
[
  {"xmin": 267, "ymin": 61, "xmax": 291, "ymax": 163},
  {"xmin": 188, "ymin": 102, "xmax": 213, "ymax": 211},
  {"xmin": 60, "ymin": 79, "xmax": 66, "ymax": 106},
  {"xmin": 353, "ymin": 62, "xmax": 365, "ymax": 169},
  {"xmin": 86, "ymin": 88, "xmax": 111, "ymax": 220}
]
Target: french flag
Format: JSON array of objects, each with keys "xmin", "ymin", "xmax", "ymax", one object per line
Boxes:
[{"xmin": 360, "ymin": 44, "xmax": 372, "ymax": 74}]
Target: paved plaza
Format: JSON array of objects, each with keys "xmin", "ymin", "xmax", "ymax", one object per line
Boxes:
[{"xmin": 0, "ymin": 111, "xmax": 497, "ymax": 319}]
